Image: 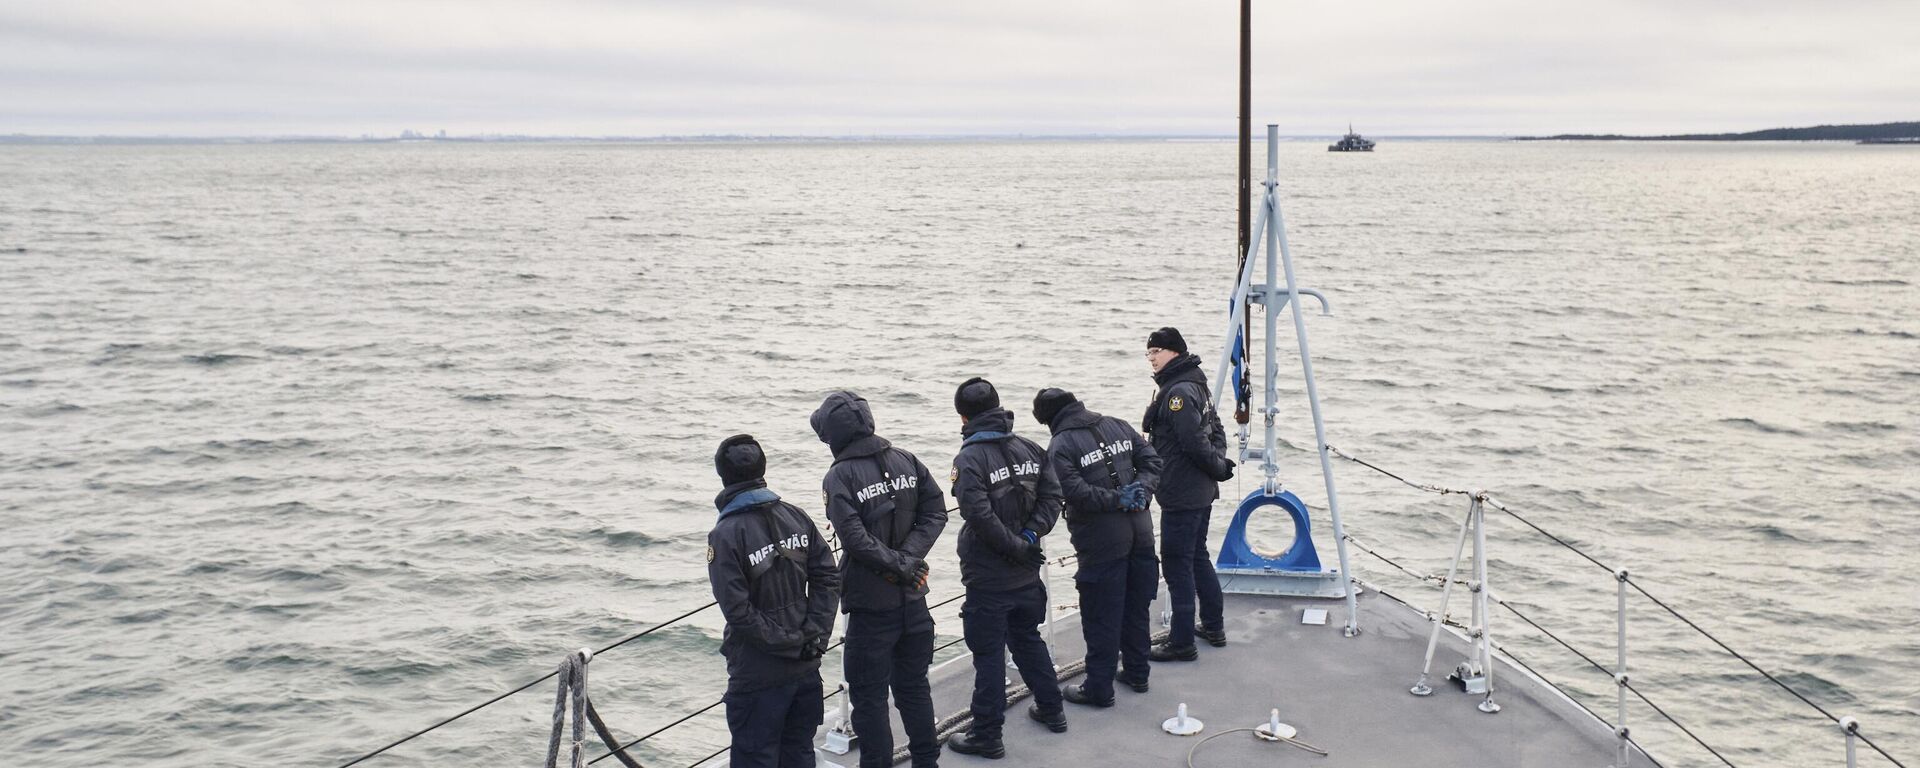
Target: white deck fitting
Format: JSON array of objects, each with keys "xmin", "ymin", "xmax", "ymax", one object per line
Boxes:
[{"xmin": 810, "ymin": 587, "xmax": 1657, "ymax": 768}]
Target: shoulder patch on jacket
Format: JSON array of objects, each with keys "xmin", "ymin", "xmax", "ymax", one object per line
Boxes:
[
  {"xmin": 1169, "ymin": 395, "xmax": 1184, "ymax": 412},
  {"xmin": 705, "ymin": 544, "xmax": 715, "ymax": 563},
  {"xmin": 950, "ymin": 464, "xmax": 959, "ymax": 483}
]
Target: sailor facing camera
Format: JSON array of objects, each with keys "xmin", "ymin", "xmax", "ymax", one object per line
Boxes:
[
  {"xmin": 1141, "ymin": 327, "xmax": 1236, "ymax": 662},
  {"xmin": 706, "ymin": 434, "xmax": 842, "ymax": 768},
  {"xmin": 1034, "ymin": 388, "xmax": 1163, "ymax": 707},
  {"xmin": 946, "ymin": 377, "xmax": 1067, "ymax": 760},
  {"xmin": 810, "ymin": 391, "xmax": 949, "ymax": 768}
]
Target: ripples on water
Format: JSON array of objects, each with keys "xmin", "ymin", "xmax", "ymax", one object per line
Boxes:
[{"xmin": 0, "ymin": 141, "xmax": 1915, "ymax": 767}]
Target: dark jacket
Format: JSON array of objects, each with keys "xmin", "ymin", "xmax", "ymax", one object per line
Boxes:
[
  {"xmin": 811, "ymin": 392, "xmax": 948, "ymax": 614},
  {"xmin": 950, "ymin": 408, "xmax": 1064, "ymax": 592},
  {"xmin": 1043, "ymin": 401, "xmax": 1163, "ymax": 566},
  {"xmin": 1142, "ymin": 353, "xmax": 1233, "ymax": 511},
  {"xmin": 706, "ymin": 479, "xmax": 841, "ymax": 693}
]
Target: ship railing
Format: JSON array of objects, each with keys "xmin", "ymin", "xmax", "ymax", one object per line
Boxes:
[
  {"xmin": 1327, "ymin": 445, "xmax": 1908, "ymax": 768},
  {"xmin": 334, "ymin": 508, "xmax": 1096, "ymax": 768},
  {"xmin": 333, "ymin": 441, "xmax": 1912, "ymax": 768}
]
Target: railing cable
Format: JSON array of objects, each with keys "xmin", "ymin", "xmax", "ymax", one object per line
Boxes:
[
  {"xmin": 588, "ymin": 590, "xmax": 971, "ymax": 764},
  {"xmin": 1500, "ymin": 600, "xmax": 1737, "ymax": 768},
  {"xmin": 1333, "ymin": 446, "xmax": 1909, "ymax": 768},
  {"xmin": 336, "ymin": 502, "xmax": 973, "ymax": 767},
  {"xmin": 337, "ymin": 599, "xmax": 717, "ymax": 767}
]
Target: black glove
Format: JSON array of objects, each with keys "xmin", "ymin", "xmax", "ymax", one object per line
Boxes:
[
  {"xmin": 799, "ymin": 635, "xmax": 830, "ymax": 660},
  {"xmin": 895, "ymin": 555, "xmax": 925, "ymax": 582},
  {"xmin": 1020, "ymin": 541, "xmax": 1048, "ymax": 568},
  {"xmin": 909, "ymin": 560, "xmax": 931, "ymax": 594},
  {"xmin": 1209, "ymin": 456, "xmax": 1237, "ymax": 482}
]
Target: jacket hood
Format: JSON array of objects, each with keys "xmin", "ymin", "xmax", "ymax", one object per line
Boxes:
[
  {"xmin": 1046, "ymin": 400, "xmax": 1102, "ymax": 434},
  {"xmin": 961, "ymin": 407, "xmax": 1016, "ymax": 442},
  {"xmin": 1153, "ymin": 353, "xmax": 1207, "ymax": 388},
  {"xmin": 714, "ymin": 479, "xmax": 779, "ymax": 518},
  {"xmin": 810, "ymin": 390, "xmax": 877, "ymax": 455}
]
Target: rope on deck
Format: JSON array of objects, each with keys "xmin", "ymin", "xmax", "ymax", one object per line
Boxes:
[{"xmin": 1331, "ymin": 446, "xmax": 1908, "ymax": 768}]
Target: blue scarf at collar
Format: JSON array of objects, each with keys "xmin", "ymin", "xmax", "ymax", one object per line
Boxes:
[
  {"xmin": 962, "ymin": 430, "xmax": 1009, "ymax": 445},
  {"xmin": 719, "ymin": 488, "xmax": 781, "ymax": 519}
]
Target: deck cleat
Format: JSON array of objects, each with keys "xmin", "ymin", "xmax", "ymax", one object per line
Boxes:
[
  {"xmin": 1162, "ymin": 702, "xmax": 1205, "ymax": 736},
  {"xmin": 1254, "ymin": 709, "xmax": 1296, "ymax": 742}
]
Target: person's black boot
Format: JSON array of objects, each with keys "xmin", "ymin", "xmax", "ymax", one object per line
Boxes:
[
  {"xmin": 1027, "ymin": 703, "xmax": 1069, "ymax": 733},
  {"xmin": 1119, "ymin": 671, "xmax": 1150, "ymax": 693},
  {"xmin": 1150, "ymin": 643, "xmax": 1199, "ymax": 662},
  {"xmin": 1062, "ymin": 684, "xmax": 1115, "ymax": 708},
  {"xmin": 947, "ymin": 731, "xmax": 1005, "ymax": 759},
  {"xmin": 1196, "ymin": 626, "xmax": 1227, "ymax": 648}
]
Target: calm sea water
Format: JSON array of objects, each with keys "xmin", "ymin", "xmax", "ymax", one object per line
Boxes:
[{"xmin": 1, "ymin": 140, "xmax": 1915, "ymax": 767}]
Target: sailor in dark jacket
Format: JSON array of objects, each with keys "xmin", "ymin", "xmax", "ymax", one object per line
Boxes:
[
  {"xmin": 707, "ymin": 434, "xmax": 842, "ymax": 768},
  {"xmin": 810, "ymin": 391, "xmax": 948, "ymax": 768},
  {"xmin": 1034, "ymin": 388, "xmax": 1163, "ymax": 707},
  {"xmin": 946, "ymin": 378, "xmax": 1068, "ymax": 759},
  {"xmin": 1140, "ymin": 328, "xmax": 1236, "ymax": 662}
]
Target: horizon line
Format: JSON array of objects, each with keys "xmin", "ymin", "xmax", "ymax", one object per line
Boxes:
[{"xmin": 1, "ymin": 131, "xmax": 1512, "ymax": 145}]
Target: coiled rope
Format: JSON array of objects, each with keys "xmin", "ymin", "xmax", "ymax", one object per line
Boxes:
[
  {"xmin": 337, "ymin": 599, "xmax": 718, "ymax": 767},
  {"xmin": 1328, "ymin": 445, "xmax": 1908, "ymax": 768},
  {"xmin": 546, "ymin": 650, "xmax": 590, "ymax": 768}
]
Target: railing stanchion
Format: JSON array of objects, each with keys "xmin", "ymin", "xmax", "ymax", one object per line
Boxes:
[
  {"xmin": 1613, "ymin": 567, "xmax": 1630, "ymax": 767},
  {"xmin": 1471, "ymin": 495, "xmax": 1499, "ymax": 713},
  {"xmin": 1043, "ymin": 559, "xmax": 1057, "ymax": 667},
  {"xmin": 822, "ymin": 612, "xmax": 855, "ymax": 754},
  {"xmin": 1410, "ymin": 496, "xmax": 1475, "ymax": 696},
  {"xmin": 1841, "ymin": 716, "xmax": 1860, "ymax": 768}
]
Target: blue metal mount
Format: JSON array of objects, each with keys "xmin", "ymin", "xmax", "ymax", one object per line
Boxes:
[
  {"xmin": 1216, "ymin": 488, "xmax": 1345, "ymax": 598},
  {"xmin": 1220, "ymin": 488, "xmax": 1319, "ymax": 571}
]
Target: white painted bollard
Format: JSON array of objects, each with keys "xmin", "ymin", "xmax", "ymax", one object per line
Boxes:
[{"xmin": 1163, "ymin": 703, "xmax": 1204, "ymax": 735}]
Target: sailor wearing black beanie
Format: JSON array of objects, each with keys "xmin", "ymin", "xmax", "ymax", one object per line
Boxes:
[
  {"xmin": 1035, "ymin": 388, "xmax": 1164, "ymax": 705},
  {"xmin": 1141, "ymin": 327, "xmax": 1237, "ymax": 662},
  {"xmin": 946, "ymin": 377, "xmax": 1069, "ymax": 758},
  {"xmin": 706, "ymin": 434, "xmax": 842, "ymax": 768}
]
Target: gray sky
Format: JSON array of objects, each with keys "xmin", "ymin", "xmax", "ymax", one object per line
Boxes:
[{"xmin": 3, "ymin": 0, "xmax": 1916, "ymax": 136}]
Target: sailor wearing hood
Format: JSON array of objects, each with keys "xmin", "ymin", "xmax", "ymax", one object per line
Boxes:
[
  {"xmin": 945, "ymin": 377, "xmax": 1068, "ymax": 760},
  {"xmin": 706, "ymin": 434, "xmax": 842, "ymax": 768},
  {"xmin": 810, "ymin": 392, "xmax": 948, "ymax": 768},
  {"xmin": 1140, "ymin": 327, "xmax": 1236, "ymax": 662},
  {"xmin": 1034, "ymin": 388, "xmax": 1163, "ymax": 707}
]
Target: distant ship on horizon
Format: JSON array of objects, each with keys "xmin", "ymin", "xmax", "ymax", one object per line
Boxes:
[{"xmin": 1329, "ymin": 123, "xmax": 1375, "ymax": 152}]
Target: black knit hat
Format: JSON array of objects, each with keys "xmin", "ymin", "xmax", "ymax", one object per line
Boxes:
[
  {"xmin": 1148, "ymin": 326, "xmax": 1188, "ymax": 355},
  {"xmin": 714, "ymin": 434, "xmax": 766, "ymax": 485},
  {"xmin": 954, "ymin": 377, "xmax": 1000, "ymax": 419},
  {"xmin": 1032, "ymin": 388, "xmax": 1076, "ymax": 427}
]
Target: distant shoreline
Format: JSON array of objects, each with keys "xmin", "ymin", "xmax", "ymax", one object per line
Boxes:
[
  {"xmin": 1516, "ymin": 121, "xmax": 1920, "ymax": 142},
  {"xmin": 0, "ymin": 133, "xmax": 1514, "ymax": 146}
]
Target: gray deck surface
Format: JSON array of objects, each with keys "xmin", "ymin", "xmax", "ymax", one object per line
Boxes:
[{"xmin": 812, "ymin": 584, "xmax": 1656, "ymax": 768}]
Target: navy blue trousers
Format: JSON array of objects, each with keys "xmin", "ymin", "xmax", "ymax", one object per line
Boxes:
[
  {"xmin": 1160, "ymin": 506, "xmax": 1224, "ymax": 649},
  {"xmin": 1075, "ymin": 547, "xmax": 1158, "ymax": 699},
  {"xmin": 844, "ymin": 602, "xmax": 939, "ymax": 768},
  {"xmin": 960, "ymin": 582, "xmax": 1061, "ymax": 738},
  {"xmin": 724, "ymin": 676, "xmax": 823, "ymax": 768}
]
